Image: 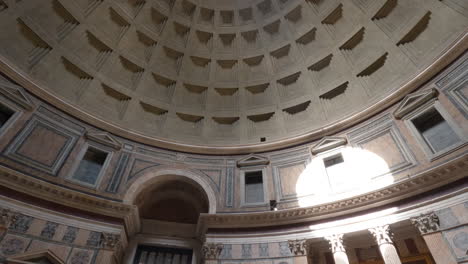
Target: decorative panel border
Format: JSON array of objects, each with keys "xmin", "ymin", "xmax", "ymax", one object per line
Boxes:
[
  {"xmin": 346, "ymin": 114, "xmax": 417, "ymax": 177},
  {"xmin": 272, "ymin": 157, "xmax": 310, "ymax": 202},
  {"xmin": 3, "ymin": 115, "xmax": 79, "ymax": 176},
  {"xmin": 106, "ymin": 152, "xmax": 130, "ymax": 193},
  {"xmin": 225, "ymin": 166, "xmax": 234, "ymax": 207}
]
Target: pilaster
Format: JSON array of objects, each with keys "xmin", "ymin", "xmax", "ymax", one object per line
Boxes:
[
  {"xmin": 0, "ymin": 208, "xmax": 16, "ymax": 231},
  {"xmin": 411, "ymin": 212, "xmax": 457, "ymax": 264},
  {"xmin": 98, "ymin": 233, "xmax": 123, "ymax": 264}
]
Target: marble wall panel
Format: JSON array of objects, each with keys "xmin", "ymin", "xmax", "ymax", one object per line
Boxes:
[{"xmin": 3, "ymin": 115, "xmax": 79, "ymax": 175}]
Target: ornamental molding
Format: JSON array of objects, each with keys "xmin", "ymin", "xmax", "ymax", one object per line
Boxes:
[
  {"xmin": 393, "ymin": 87, "xmax": 439, "ymax": 119},
  {"xmin": 288, "ymin": 239, "xmax": 310, "ymax": 256},
  {"xmin": 324, "ymin": 234, "xmax": 345, "ymax": 253},
  {"xmin": 202, "ymin": 243, "xmax": 223, "ymax": 259},
  {"xmin": 368, "ymin": 225, "xmax": 394, "ymax": 245},
  {"xmin": 85, "ymin": 131, "xmax": 122, "ymax": 150},
  {"xmin": 311, "ymin": 136, "xmax": 347, "ymax": 155},
  {"xmin": 0, "ymin": 79, "xmax": 33, "ymax": 111},
  {"xmin": 410, "ymin": 212, "xmax": 440, "ymax": 234},
  {"xmin": 198, "ymin": 154, "xmax": 467, "ymax": 230},
  {"xmin": 6, "ymin": 249, "xmax": 65, "ymax": 264},
  {"xmin": 0, "ymin": 166, "xmax": 139, "ymax": 236},
  {"xmin": 237, "ymin": 154, "xmax": 269, "ymax": 167}
]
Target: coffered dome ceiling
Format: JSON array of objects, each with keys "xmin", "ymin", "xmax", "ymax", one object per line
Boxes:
[{"xmin": 0, "ymin": 0, "xmax": 466, "ymax": 152}]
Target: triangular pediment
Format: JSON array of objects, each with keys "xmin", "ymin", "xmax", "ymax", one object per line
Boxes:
[
  {"xmin": 393, "ymin": 88, "xmax": 438, "ymax": 119},
  {"xmin": 86, "ymin": 131, "xmax": 122, "ymax": 150},
  {"xmin": 237, "ymin": 154, "xmax": 269, "ymax": 167},
  {"xmin": 7, "ymin": 249, "xmax": 65, "ymax": 264},
  {"xmin": 0, "ymin": 81, "xmax": 33, "ymax": 110},
  {"xmin": 311, "ymin": 136, "xmax": 347, "ymax": 155}
]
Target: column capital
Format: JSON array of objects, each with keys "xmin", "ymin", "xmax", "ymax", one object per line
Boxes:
[
  {"xmin": 100, "ymin": 233, "xmax": 122, "ymax": 251},
  {"xmin": 202, "ymin": 243, "xmax": 223, "ymax": 260},
  {"xmin": 0, "ymin": 208, "xmax": 16, "ymax": 229},
  {"xmin": 368, "ymin": 225, "xmax": 394, "ymax": 245},
  {"xmin": 410, "ymin": 212, "xmax": 440, "ymax": 234},
  {"xmin": 288, "ymin": 239, "xmax": 310, "ymax": 256},
  {"xmin": 324, "ymin": 233, "xmax": 346, "ymax": 253}
]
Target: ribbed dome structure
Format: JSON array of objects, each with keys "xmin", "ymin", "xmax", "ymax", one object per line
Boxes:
[{"xmin": 0, "ymin": 0, "xmax": 466, "ymax": 151}]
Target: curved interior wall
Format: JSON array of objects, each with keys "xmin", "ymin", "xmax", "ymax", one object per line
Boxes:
[
  {"xmin": 0, "ymin": 0, "xmax": 466, "ymax": 151},
  {"xmin": 0, "ymin": 46, "xmax": 467, "ymax": 263}
]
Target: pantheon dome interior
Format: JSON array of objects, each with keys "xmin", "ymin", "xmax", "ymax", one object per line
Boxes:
[{"xmin": 0, "ymin": 0, "xmax": 467, "ymax": 263}]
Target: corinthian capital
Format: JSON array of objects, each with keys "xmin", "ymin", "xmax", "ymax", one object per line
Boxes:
[
  {"xmin": 288, "ymin": 239, "xmax": 310, "ymax": 256},
  {"xmin": 369, "ymin": 225, "xmax": 393, "ymax": 245},
  {"xmin": 410, "ymin": 212, "xmax": 440, "ymax": 234},
  {"xmin": 324, "ymin": 234, "xmax": 346, "ymax": 253},
  {"xmin": 0, "ymin": 208, "xmax": 16, "ymax": 229},
  {"xmin": 100, "ymin": 233, "xmax": 121, "ymax": 250},
  {"xmin": 202, "ymin": 243, "xmax": 223, "ymax": 259}
]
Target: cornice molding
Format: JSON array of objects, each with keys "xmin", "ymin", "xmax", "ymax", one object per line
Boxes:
[
  {"xmin": 198, "ymin": 154, "xmax": 468, "ymax": 230},
  {"xmin": 0, "ymin": 34, "xmax": 465, "ymax": 154},
  {"xmin": 0, "ymin": 165, "xmax": 140, "ymax": 236}
]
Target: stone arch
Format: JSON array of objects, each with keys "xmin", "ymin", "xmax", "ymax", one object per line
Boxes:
[{"xmin": 123, "ymin": 166, "xmax": 217, "ymax": 214}]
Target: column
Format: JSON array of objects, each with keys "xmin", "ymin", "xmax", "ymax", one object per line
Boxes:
[
  {"xmin": 324, "ymin": 234, "xmax": 350, "ymax": 264},
  {"xmin": 368, "ymin": 225, "xmax": 401, "ymax": 264},
  {"xmin": 411, "ymin": 212, "xmax": 457, "ymax": 264},
  {"xmin": 288, "ymin": 239, "xmax": 311, "ymax": 264},
  {"xmin": 201, "ymin": 243, "xmax": 223, "ymax": 264}
]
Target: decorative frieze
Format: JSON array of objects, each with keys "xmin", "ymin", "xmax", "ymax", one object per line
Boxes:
[
  {"xmin": 9, "ymin": 214, "xmax": 33, "ymax": 233},
  {"xmin": 368, "ymin": 225, "xmax": 393, "ymax": 245},
  {"xmin": 410, "ymin": 212, "xmax": 440, "ymax": 234},
  {"xmin": 288, "ymin": 239, "xmax": 309, "ymax": 256},
  {"xmin": 325, "ymin": 234, "xmax": 346, "ymax": 253},
  {"xmin": 40, "ymin": 221, "xmax": 58, "ymax": 239},
  {"xmin": 202, "ymin": 243, "xmax": 223, "ymax": 259}
]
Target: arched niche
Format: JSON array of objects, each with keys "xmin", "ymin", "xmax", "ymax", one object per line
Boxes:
[{"xmin": 123, "ymin": 167, "xmax": 217, "ymax": 214}]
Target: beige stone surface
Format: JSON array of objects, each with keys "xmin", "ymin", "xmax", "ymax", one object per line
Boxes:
[
  {"xmin": 423, "ymin": 232, "xmax": 457, "ymax": 264},
  {"xmin": 26, "ymin": 239, "xmax": 71, "ymax": 262}
]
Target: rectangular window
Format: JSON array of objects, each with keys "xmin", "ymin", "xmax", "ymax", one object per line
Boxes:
[
  {"xmin": 324, "ymin": 153, "xmax": 349, "ymax": 192},
  {"xmin": 0, "ymin": 103, "xmax": 14, "ymax": 128},
  {"xmin": 412, "ymin": 108, "xmax": 460, "ymax": 153},
  {"xmin": 324, "ymin": 153, "xmax": 344, "ymax": 168},
  {"xmin": 72, "ymin": 147, "xmax": 108, "ymax": 185},
  {"xmin": 245, "ymin": 170, "xmax": 264, "ymax": 204}
]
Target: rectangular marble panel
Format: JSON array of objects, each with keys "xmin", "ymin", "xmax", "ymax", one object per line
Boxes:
[
  {"xmin": 273, "ymin": 159, "xmax": 308, "ymax": 201},
  {"xmin": 3, "ymin": 115, "xmax": 79, "ymax": 175}
]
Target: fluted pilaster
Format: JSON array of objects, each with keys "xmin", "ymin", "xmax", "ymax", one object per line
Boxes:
[{"xmin": 411, "ymin": 212, "xmax": 457, "ymax": 264}]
